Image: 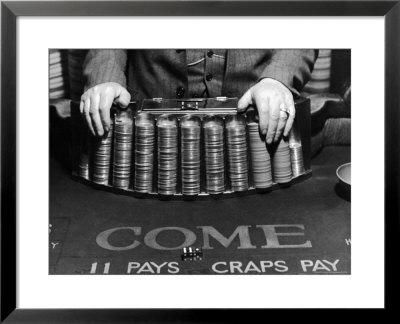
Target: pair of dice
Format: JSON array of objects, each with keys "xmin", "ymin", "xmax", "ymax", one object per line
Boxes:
[{"xmin": 181, "ymin": 247, "xmax": 203, "ymax": 261}]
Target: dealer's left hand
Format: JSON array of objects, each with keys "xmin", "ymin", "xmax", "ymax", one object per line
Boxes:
[{"xmin": 238, "ymin": 78, "xmax": 295, "ymax": 144}]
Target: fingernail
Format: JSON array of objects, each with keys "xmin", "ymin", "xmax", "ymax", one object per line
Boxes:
[{"xmin": 261, "ymin": 129, "xmax": 267, "ymax": 135}]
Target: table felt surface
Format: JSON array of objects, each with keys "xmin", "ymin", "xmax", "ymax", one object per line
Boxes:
[{"xmin": 49, "ymin": 146, "xmax": 351, "ymax": 275}]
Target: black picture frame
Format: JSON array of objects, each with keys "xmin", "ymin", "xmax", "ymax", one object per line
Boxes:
[{"xmin": 1, "ymin": 0, "xmax": 398, "ymax": 322}]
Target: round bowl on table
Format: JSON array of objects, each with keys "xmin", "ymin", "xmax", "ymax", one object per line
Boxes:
[{"xmin": 336, "ymin": 162, "xmax": 351, "ymax": 201}]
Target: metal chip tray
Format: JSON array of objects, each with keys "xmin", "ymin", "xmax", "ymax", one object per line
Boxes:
[
  {"xmin": 70, "ymin": 97, "xmax": 312, "ymax": 200},
  {"xmin": 141, "ymin": 97, "xmax": 238, "ymax": 116}
]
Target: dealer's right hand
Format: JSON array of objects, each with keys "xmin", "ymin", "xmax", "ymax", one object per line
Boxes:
[{"xmin": 80, "ymin": 82, "xmax": 131, "ymax": 137}]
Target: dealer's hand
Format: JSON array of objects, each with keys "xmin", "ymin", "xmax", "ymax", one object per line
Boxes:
[
  {"xmin": 80, "ymin": 82, "xmax": 131, "ymax": 137},
  {"xmin": 238, "ymin": 78, "xmax": 295, "ymax": 144}
]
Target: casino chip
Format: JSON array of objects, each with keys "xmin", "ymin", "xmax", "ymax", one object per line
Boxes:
[
  {"xmin": 203, "ymin": 116, "xmax": 225, "ymax": 194},
  {"xmin": 225, "ymin": 115, "xmax": 249, "ymax": 192},
  {"xmin": 157, "ymin": 115, "xmax": 179, "ymax": 195},
  {"xmin": 271, "ymin": 138, "xmax": 292, "ymax": 183},
  {"xmin": 93, "ymin": 123, "xmax": 114, "ymax": 185},
  {"xmin": 180, "ymin": 115, "xmax": 201, "ymax": 195},
  {"xmin": 49, "ymin": 50, "xmax": 69, "ymax": 100},
  {"xmin": 134, "ymin": 113, "xmax": 155, "ymax": 193},
  {"xmin": 247, "ymin": 122, "xmax": 273, "ymax": 189},
  {"xmin": 113, "ymin": 110, "xmax": 134, "ymax": 189}
]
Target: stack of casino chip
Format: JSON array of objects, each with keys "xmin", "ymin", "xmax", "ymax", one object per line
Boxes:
[
  {"xmin": 78, "ymin": 129, "xmax": 92, "ymax": 180},
  {"xmin": 303, "ymin": 49, "xmax": 332, "ymax": 94},
  {"xmin": 134, "ymin": 113, "xmax": 155, "ymax": 193},
  {"xmin": 247, "ymin": 122, "xmax": 273, "ymax": 188},
  {"xmin": 203, "ymin": 116, "xmax": 225, "ymax": 194},
  {"xmin": 180, "ymin": 115, "xmax": 201, "ymax": 195},
  {"xmin": 271, "ymin": 138, "xmax": 292, "ymax": 183},
  {"xmin": 225, "ymin": 115, "xmax": 249, "ymax": 192},
  {"xmin": 49, "ymin": 50, "xmax": 69, "ymax": 100},
  {"xmin": 92, "ymin": 124, "xmax": 114, "ymax": 185},
  {"xmin": 67, "ymin": 50, "xmax": 88, "ymax": 102},
  {"xmin": 290, "ymin": 142, "xmax": 305, "ymax": 177},
  {"xmin": 157, "ymin": 115, "xmax": 178, "ymax": 195},
  {"xmin": 112, "ymin": 111, "xmax": 133, "ymax": 189}
]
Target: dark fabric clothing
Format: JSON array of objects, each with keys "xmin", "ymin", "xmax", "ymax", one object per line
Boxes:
[
  {"xmin": 186, "ymin": 49, "xmax": 227, "ymax": 98},
  {"xmin": 83, "ymin": 49, "xmax": 317, "ymax": 101}
]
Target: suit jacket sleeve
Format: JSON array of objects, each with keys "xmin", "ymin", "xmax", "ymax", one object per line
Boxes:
[
  {"xmin": 259, "ymin": 49, "xmax": 318, "ymax": 96},
  {"xmin": 83, "ymin": 49, "xmax": 128, "ymax": 91}
]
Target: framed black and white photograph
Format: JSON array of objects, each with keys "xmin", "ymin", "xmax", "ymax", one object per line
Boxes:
[
  {"xmin": 1, "ymin": 0, "xmax": 398, "ymax": 322},
  {"xmin": 50, "ymin": 47, "xmax": 351, "ymax": 277}
]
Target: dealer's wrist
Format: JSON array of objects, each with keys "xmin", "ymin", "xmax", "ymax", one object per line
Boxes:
[{"xmin": 258, "ymin": 77, "xmax": 299, "ymax": 99}]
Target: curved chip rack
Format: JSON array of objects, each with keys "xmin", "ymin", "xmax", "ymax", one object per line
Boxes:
[{"xmin": 70, "ymin": 97, "xmax": 312, "ymax": 200}]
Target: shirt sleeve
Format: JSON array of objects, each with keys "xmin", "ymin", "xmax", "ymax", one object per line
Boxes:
[
  {"xmin": 259, "ymin": 49, "xmax": 318, "ymax": 96},
  {"xmin": 82, "ymin": 49, "xmax": 128, "ymax": 91}
]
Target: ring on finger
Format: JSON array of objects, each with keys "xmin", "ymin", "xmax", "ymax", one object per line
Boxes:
[
  {"xmin": 287, "ymin": 105, "xmax": 295, "ymax": 117},
  {"xmin": 279, "ymin": 103, "xmax": 289, "ymax": 114},
  {"xmin": 279, "ymin": 110, "xmax": 288, "ymax": 119}
]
